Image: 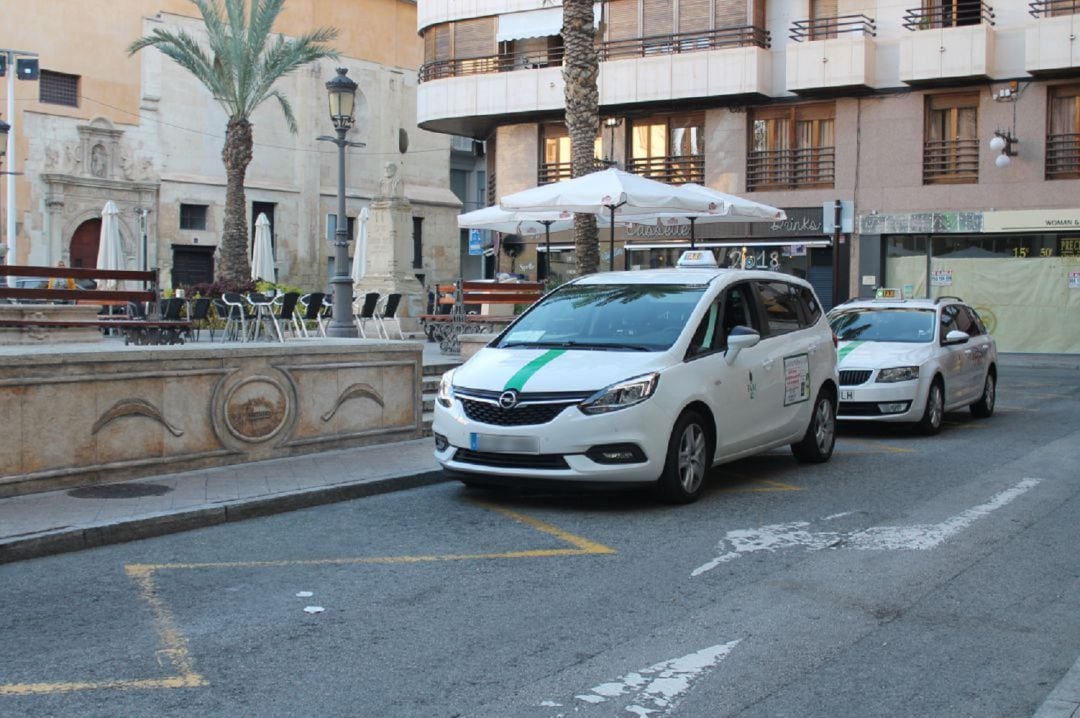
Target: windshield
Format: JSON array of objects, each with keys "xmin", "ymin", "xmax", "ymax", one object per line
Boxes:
[
  {"xmin": 495, "ymin": 283, "xmax": 707, "ymax": 352},
  {"xmin": 830, "ymin": 308, "xmax": 936, "ymax": 343}
]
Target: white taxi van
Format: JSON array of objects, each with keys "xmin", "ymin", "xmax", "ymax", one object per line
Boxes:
[
  {"xmin": 432, "ymin": 251, "xmax": 839, "ymax": 503},
  {"xmin": 828, "ymin": 292, "xmax": 997, "ymax": 434}
]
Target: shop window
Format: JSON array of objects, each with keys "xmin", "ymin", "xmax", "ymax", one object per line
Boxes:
[
  {"xmin": 179, "ymin": 204, "xmax": 208, "ymax": 231},
  {"xmin": 924, "ymin": 93, "xmax": 979, "ymax": 185},
  {"xmin": 1047, "ymin": 85, "xmax": 1080, "ymax": 180},
  {"xmin": 748, "ymin": 103, "xmax": 835, "ymax": 191},
  {"xmin": 539, "ymin": 124, "xmax": 602, "ymax": 184},
  {"xmin": 39, "ymin": 70, "xmax": 79, "ymax": 107},
  {"xmin": 627, "ymin": 113, "xmax": 704, "ymax": 184}
]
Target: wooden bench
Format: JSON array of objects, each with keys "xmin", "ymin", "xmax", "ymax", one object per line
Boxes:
[
  {"xmin": 0, "ymin": 264, "xmax": 192, "ymax": 345},
  {"xmin": 419, "ymin": 279, "xmax": 545, "ymax": 354}
]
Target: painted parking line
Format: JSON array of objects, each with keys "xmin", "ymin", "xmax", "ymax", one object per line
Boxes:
[
  {"xmin": 0, "ymin": 503, "xmax": 614, "ymax": 698},
  {"xmin": 838, "ymin": 438, "xmax": 917, "ymax": 454},
  {"xmin": 720, "ymin": 477, "xmax": 804, "ymax": 492}
]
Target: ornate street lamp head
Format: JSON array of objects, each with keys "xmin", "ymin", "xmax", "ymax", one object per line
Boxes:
[{"xmin": 326, "ymin": 68, "xmax": 358, "ymax": 131}]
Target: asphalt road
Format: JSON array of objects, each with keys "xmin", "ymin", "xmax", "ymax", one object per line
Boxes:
[{"xmin": 2, "ymin": 366, "xmax": 1078, "ymax": 718}]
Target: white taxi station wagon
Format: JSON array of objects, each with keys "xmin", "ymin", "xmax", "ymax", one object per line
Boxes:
[
  {"xmin": 828, "ymin": 292, "xmax": 998, "ymax": 435},
  {"xmin": 432, "ymin": 251, "xmax": 840, "ymax": 503}
]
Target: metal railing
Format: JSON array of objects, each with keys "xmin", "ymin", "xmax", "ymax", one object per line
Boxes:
[
  {"xmin": 790, "ymin": 14, "xmax": 877, "ymax": 42},
  {"xmin": 1029, "ymin": 0, "xmax": 1080, "ymax": 17},
  {"xmin": 923, "ymin": 139, "xmax": 979, "ymax": 183},
  {"xmin": 538, "ymin": 159, "xmax": 609, "ymax": 185},
  {"xmin": 487, "ymin": 171, "xmax": 497, "ymax": 206},
  {"xmin": 420, "ymin": 46, "xmax": 566, "ymax": 82},
  {"xmin": 903, "ymin": 2, "xmax": 995, "ymax": 30},
  {"xmin": 626, "ymin": 155, "xmax": 705, "ymax": 184},
  {"xmin": 746, "ymin": 146, "xmax": 835, "ymax": 191},
  {"xmin": 600, "ymin": 26, "xmax": 769, "ymax": 61},
  {"xmin": 1046, "ymin": 133, "xmax": 1080, "ymax": 178}
]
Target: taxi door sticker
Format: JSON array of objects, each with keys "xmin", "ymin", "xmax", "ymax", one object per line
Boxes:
[{"xmin": 783, "ymin": 353, "xmax": 811, "ymax": 406}]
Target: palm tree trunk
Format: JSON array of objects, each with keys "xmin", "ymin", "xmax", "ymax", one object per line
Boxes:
[
  {"xmin": 220, "ymin": 117, "xmax": 254, "ymax": 285},
  {"xmin": 562, "ymin": 0, "xmax": 600, "ymax": 276}
]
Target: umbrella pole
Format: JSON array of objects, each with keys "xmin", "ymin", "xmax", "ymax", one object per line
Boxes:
[
  {"xmin": 542, "ymin": 220, "xmax": 552, "ymax": 281},
  {"xmin": 689, "ymin": 217, "xmax": 697, "ymax": 250},
  {"xmin": 608, "ymin": 205, "xmax": 616, "ymax": 271}
]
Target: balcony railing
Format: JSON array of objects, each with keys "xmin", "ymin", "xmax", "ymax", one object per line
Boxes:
[
  {"xmin": 487, "ymin": 170, "xmax": 497, "ymax": 206},
  {"xmin": 538, "ymin": 159, "xmax": 610, "ymax": 185},
  {"xmin": 923, "ymin": 139, "xmax": 979, "ymax": 184},
  {"xmin": 600, "ymin": 26, "xmax": 770, "ymax": 61},
  {"xmin": 790, "ymin": 14, "xmax": 877, "ymax": 42},
  {"xmin": 1029, "ymin": 0, "xmax": 1080, "ymax": 17},
  {"xmin": 746, "ymin": 147, "xmax": 835, "ymax": 191},
  {"xmin": 903, "ymin": 2, "xmax": 995, "ymax": 30},
  {"xmin": 626, "ymin": 155, "xmax": 705, "ymax": 185},
  {"xmin": 1046, "ymin": 133, "xmax": 1080, "ymax": 179},
  {"xmin": 419, "ymin": 47, "xmax": 566, "ymax": 82}
]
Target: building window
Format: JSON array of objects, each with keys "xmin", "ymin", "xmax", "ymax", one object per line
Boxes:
[
  {"xmin": 327, "ymin": 213, "xmax": 355, "ymax": 243},
  {"xmin": 923, "ymin": 93, "xmax": 978, "ymax": 184},
  {"xmin": 916, "ymin": 0, "xmax": 984, "ymax": 29},
  {"xmin": 413, "ymin": 217, "xmax": 424, "ymax": 269},
  {"xmin": 747, "ymin": 103, "xmax": 835, "ymax": 191},
  {"xmin": 539, "ymin": 124, "xmax": 602, "ymax": 184},
  {"xmin": 179, "ymin": 204, "xmax": 209, "ymax": 231},
  {"xmin": 627, "ymin": 113, "xmax": 705, "ymax": 184},
  {"xmin": 1047, "ymin": 84, "xmax": 1080, "ymax": 180},
  {"xmin": 39, "ymin": 70, "xmax": 79, "ymax": 107}
]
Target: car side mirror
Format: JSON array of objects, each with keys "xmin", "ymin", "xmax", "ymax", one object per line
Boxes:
[
  {"xmin": 725, "ymin": 326, "xmax": 760, "ymax": 365},
  {"xmin": 944, "ymin": 329, "xmax": 970, "ymax": 345}
]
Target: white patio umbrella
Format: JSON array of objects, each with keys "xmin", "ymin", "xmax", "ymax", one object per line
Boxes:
[
  {"xmin": 499, "ymin": 168, "xmax": 726, "ymax": 267},
  {"xmin": 622, "ymin": 183, "xmax": 787, "ymax": 248},
  {"xmin": 96, "ymin": 200, "xmax": 123, "ymax": 290},
  {"xmin": 351, "ymin": 207, "xmax": 369, "ymax": 284},
  {"xmin": 251, "ymin": 213, "xmax": 275, "ymax": 282}
]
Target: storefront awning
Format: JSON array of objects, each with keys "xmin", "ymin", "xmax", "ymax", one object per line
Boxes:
[
  {"xmin": 626, "ymin": 240, "xmax": 832, "ymax": 250},
  {"xmin": 496, "ymin": 5, "xmax": 602, "ymax": 42}
]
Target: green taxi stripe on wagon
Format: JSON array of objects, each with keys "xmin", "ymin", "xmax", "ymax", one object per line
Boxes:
[{"xmin": 503, "ymin": 349, "xmax": 566, "ymax": 391}]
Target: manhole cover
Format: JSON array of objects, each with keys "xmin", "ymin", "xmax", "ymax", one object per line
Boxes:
[{"xmin": 67, "ymin": 483, "xmax": 173, "ymax": 499}]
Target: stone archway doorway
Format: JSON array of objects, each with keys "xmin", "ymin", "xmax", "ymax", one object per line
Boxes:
[{"xmin": 70, "ymin": 219, "xmax": 101, "ymax": 268}]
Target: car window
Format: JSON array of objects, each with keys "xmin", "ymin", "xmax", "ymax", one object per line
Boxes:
[
  {"xmin": 755, "ymin": 281, "xmax": 801, "ymax": 336},
  {"xmin": 830, "ymin": 308, "xmax": 936, "ymax": 343},
  {"xmin": 496, "ymin": 283, "xmax": 707, "ymax": 352},
  {"xmin": 721, "ymin": 283, "xmax": 760, "ymax": 338},
  {"xmin": 687, "ymin": 300, "xmax": 722, "ymax": 358},
  {"xmin": 798, "ymin": 286, "xmax": 822, "ymax": 327},
  {"xmin": 961, "ymin": 306, "xmax": 984, "ymax": 336}
]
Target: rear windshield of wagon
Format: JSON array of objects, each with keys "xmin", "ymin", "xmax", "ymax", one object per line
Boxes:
[{"xmin": 496, "ymin": 283, "xmax": 707, "ymax": 352}]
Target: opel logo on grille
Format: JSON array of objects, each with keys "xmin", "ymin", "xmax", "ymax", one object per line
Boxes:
[{"xmin": 498, "ymin": 390, "xmax": 519, "ymax": 409}]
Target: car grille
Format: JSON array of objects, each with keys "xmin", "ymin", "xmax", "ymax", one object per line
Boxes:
[
  {"xmin": 453, "ymin": 449, "xmax": 569, "ymax": 470},
  {"xmin": 839, "ymin": 370, "xmax": 873, "ymax": 386},
  {"xmin": 456, "ymin": 388, "xmax": 594, "ymax": 427},
  {"xmin": 838, "ymin": 401, "xmax": 882, "ymax": 416}
]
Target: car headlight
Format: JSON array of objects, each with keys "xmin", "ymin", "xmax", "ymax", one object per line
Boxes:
[
  {"xmin": 437, "ymin": 369, "xmax": 456, "ymax": 408},
  {"xmin": 876, "ymin": 366, "xmax": 920, "ymax": 383},
  {"xmin": 579, "ymin": 373, "xmax": 659, "ymax": 415}
]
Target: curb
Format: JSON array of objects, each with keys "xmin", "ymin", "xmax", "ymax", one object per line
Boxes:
[
  {"xmin": 0, "ymin": 470, "xmax": 448, "ymax": 565},
  {"xmin": 998, "ymin": 354, "xmax": 1080, "ymax": 371},
  {"xmin": 1035, "ymin": 655, "xmax": 1080, "ymax": 718}
]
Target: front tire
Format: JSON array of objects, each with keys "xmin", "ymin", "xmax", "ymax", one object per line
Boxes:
[
  {"xmin": 916, "ymin": 379, "xmax": 944, "ymax": 435},
  {"xmin": 791, "ymin": 390, "xmax": 836, "ymax": 463},
  {"xmin": 970, "ymin": 371, "xmax": 996, "ymax": 418},
  {"xmin": 656, "ymin": 411, "xmax": 710, "ymax": 504}
]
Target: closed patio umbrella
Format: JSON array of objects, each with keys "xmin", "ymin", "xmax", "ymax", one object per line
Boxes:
[
  {"xmin": 96, "ymin": 201, "xmax": 123, "ymax": 290},
  {"xmin": 351, "ymin": 207, "xmax": 369, "ymax": 284},
  {"xmin": 251, "ymin": 213, "xmax": 275, "ymax": 282}
]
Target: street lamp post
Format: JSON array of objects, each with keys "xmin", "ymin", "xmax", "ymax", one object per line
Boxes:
[
  {"xmin": 0, "ymin": 117, "xmax": 7, "ymax": 266},
  {"xmin": 319, "ymin": 67, "xmax": 364, "ymax": 338}
]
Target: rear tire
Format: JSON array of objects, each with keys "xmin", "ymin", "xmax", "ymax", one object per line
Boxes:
[
  {"xmin": 970, "ymin": 371, "xmax": 996, "ymax": 418},
  {"xmin": 916, "ymin": 379, "xmax": 944, "ymax": 436},
  {"xmin": 656, "ymin": 411, "xmax": 710, "ymax": 504},
  {"xmin": 791, "ymin": 389, "xmax": 836, "ymax": 463}
]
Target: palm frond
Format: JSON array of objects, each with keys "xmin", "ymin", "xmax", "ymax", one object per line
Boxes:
[
  {"xmin": 264, "ymin": 89, "xmax": 298, "ymax": 134},
  {"xmin": 248, "ymin": 0, "xmax": 287, "ymax": 60}
]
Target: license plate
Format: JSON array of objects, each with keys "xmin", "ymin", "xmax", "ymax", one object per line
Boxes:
[
  {"xmin": 840, "ymin": 390, "xmax": 854, "ymax": 401},
  {"xmin": 470, "ymin": 433, "xmax": 540, "ymax": 454}
]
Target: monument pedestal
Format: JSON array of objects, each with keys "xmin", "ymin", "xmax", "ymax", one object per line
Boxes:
[{"xmin": 362, "ymin": 195, "xmax": 424, "ymax": 321}]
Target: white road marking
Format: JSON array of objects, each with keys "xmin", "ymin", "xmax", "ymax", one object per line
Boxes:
[
  {"xmin": 546, "ymin": 641, "xmax": 740, "ymax": 717},
  {"xmin": 692, "ymin": 478, "xmax": 1042, "ymax": 577}
]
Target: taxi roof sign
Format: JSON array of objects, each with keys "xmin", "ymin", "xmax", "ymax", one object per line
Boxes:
[
  {"xmin": 676, "ymin": 250, "xmax": 719, "ymax": 269},
  {"xmin": 875, "ymin": 287, "xmax": 903, "ymax": 300}
]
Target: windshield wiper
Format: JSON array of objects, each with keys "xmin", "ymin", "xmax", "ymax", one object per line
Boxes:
[{"xmin": 500, "ymin": 340, "xmax": 651, "ymax": 351}]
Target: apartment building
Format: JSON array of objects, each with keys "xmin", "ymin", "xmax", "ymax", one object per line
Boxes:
[
  {"xmin": 0, "ymin": 0, "xmax": 462, "ymax": 295},
  {"xmin": 416, "ymin": 0, "xmax": 1080, "ymax": 353}
]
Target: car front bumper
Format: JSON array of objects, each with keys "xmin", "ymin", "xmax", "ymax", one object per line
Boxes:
[{"xmin": 837, "ymin": 375, "xmax": 928, "ymax": 422}]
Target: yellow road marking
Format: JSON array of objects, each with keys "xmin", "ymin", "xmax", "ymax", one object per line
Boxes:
[
  {"xmin": 1, "ymin": 504, "xmax": 612, "ymax": 697},
  {"xmin": 720, "ymin": 478, "xmax": 803, "ymax": 492},
  {"xmin": 840, "ymin": 439, "xmax": 916, "ymax": 454}
]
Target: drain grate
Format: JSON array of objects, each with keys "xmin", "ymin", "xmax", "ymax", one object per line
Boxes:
[{"xmin": 67, "ymin": 483, "xmax": 174, "ymax": 499}]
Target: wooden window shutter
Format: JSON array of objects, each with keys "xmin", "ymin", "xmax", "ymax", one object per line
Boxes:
[
  {"xmin": 606, "ymin": 0, "xmax": 639, "ymax": 41},
  {"xmin": 811, "ymin": 0, "xmax": 838, "ymax": 19},
  {"xmin": 454, "ymin": 17, "xmax": 494, "ymax": 59},
  {"xmin": 434, "ymin": 25, "xmax": 451, "ymax": 61},
  {"xmin": 715, "ymin": 0, "xmax": 746, "ymax": 28},
  {"xmin": 678, "ymin": 0, "xmax": 711, "ymax": 33},
  {"xmin": 643, "ymin": 0, "xmax": 673, "ymax": 36}
]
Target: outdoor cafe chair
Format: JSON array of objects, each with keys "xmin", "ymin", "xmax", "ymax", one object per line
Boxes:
[
  {"xmin": 220, "ymin": 292, "xmax": 252, "ymax": 342},
  {"xmin": 354, "ymin": 292, "xmax": 381, "ymax": 338},
  {"xmin": 274, "ymin": 291, "xmax": 303, "ymax": 340},
  {"xmin": 298, "ymin": 292, "xmax": 327, "ymax": 338},
  {"xmin": 246, "ymin": 292, "xmax": 279, "ymax": 341},
  {"xmin": 375, "ymin": 292, "xmax": 404, "ymax": 340},
  {"xmin": 188, "ymin": 297, "xmax": 213, "ymax": 341}
]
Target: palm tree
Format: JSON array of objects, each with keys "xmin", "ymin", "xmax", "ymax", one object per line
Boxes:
[
  {"xmin": 561, "ymin": 0, "xmax": 601, "ymax": 276},
  {"xmin": 129, "ymin": 0, "xmax": 338, "ymax": 284}
]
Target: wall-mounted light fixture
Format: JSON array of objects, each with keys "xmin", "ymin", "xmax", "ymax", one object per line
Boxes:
[
  {"xmin": 989, "ymin": 129, "xmax": 1017, "ymax": 168},
  {"xmin": 603, "ymin": 116, "xmax": 622, "ymax": 167}
]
